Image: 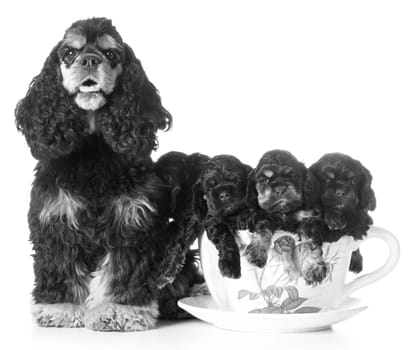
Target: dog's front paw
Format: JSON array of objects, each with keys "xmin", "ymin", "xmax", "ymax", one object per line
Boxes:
[
  {"xmin": 298, "ymin": 220, "xmax": 319, "ymax": 238},
  {"xmin": 244, "ymin": 243, "xmax": 268, "ymax": 268},
  {"xmin": 324, "ymin": 212, "xmax": 347, "ymax": 231},
  {"xmin": 303, "ymin": 261, "xmax": 328, "ymax": 286},
  {"xmin": 85, "ymin": 302, "xmax": 158, "ymax": 332},
  {"xmin": 349, "ymin": 249, "xmax": 363, "ymax": 274},
  {"xmin": 32, "ymin": 303, "xmax": 84, "ymax": 328},
  {"xmin": 190, "ymin": 283, "xmax": 210, "ymax": 296},
  {"xmin": 219, "ymin": 256, "xmax": 241, "ymax": 279}
]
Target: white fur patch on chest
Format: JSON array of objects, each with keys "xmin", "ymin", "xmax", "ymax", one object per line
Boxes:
[
  {"xmin": 39, "ymin": 189, "xmax": 85, "ymax": 229},
  {"xmin": 112, "ymin": 192, "xmax": 157, "ymax": 228},
  {"xmin": 85, "ymin": 253, "xmax": 113, "ymax": 309}
]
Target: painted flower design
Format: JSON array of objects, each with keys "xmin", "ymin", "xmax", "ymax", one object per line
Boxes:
[{"xmin": 237, "ymin": 234, "xmax": 340, "ymax": 314}]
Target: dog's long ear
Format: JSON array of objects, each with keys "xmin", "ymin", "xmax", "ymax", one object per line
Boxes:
[
  {"xmin": 15, "ymin": 42, "xmax": 86, "ymax": 160},
  {"xmin": 245, "ymin": 169, "xmax": 258, "ymax": 208},
  {"xmin": 158, "ymin": 172, "xmax": 181, "ymax": 216},
  {"xmin": 358, "ymin": 163, "xmax": 376, "ymax": 212},
  {"xmin": 192, "ymin": 180, "xmax": 207, "ymax": 219},
  {"xmin": 99, "ymin": 43, "xmax": 172, "ymax": 157},
  {"xmin": 304, "ymin": 169, "xmax": 321, "ymax": 209},
  {"xmin": 169, "ymin": 184, "xmax": 182, "ymax": 215}
]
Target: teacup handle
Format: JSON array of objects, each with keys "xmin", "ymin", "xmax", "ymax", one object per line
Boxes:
[{"xmin": 334, "ymin": 226, "xmax": 400, "ymax": 308}]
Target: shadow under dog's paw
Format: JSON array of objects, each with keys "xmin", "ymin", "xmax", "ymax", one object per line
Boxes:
[
  {"xmin": 85, "ymin": 302, "xmax": 158, "ymax": 332},
  {"xmin": 32, "ymin": 303, "xmax": 84, "ymax": 328}
]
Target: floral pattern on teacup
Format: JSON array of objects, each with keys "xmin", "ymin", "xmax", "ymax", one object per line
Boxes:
[{"xmin": 237, "ymin": 238, "xmax": 340, "ymax": 314}]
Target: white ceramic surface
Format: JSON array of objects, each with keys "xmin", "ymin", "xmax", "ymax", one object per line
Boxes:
[
  {"xmin": 178, "ymin": 295, "xmax": 367, "ymax": 333},
  {"xmin": 200, "ymin": 226, "xmax": 400, "ymax": 313}
]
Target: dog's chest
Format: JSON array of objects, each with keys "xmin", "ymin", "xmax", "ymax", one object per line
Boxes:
[{"xmin": 48, "ymin": 136, "xmax": 130, "ymax": 199}]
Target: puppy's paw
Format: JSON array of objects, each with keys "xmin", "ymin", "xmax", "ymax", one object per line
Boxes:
[
  {"xmin": 303, "ymin": 262, "xmax": 328, "ymax": 286},
  {"xmin": 298, "ymin": 220, "xmax": 319, "ymax": 238},
  {"xmin": 244, "ymin": 243, "xmax": 268, "ymax": 268},
  {"xmin": 325, "ymin": 212, "xmax": 347, "ymax": 231},
  {"xmin": 85, "ymin": 302, "xmax": 158, "ymax": 332},
  {"xmin": 190, "ymin": 283, "xmax": 210, "ymax": 296},
  {"xmin": 32, "ymin": 303, "xmax": 84, "ymax": 328},
  {"xmin": 219, "ymin": 257, "xmax": 241, "ymax": 279},
  {"xmin": 255, "ymin": 220, "xmax": 272, "ymax": 234},
  {"xmin": 349, "ymin": 250, "xmax": 363, "ymax": 274}
]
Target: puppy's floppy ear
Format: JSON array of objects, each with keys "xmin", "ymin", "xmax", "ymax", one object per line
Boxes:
[
  {"xmin": 99, "ymin": 43, "xmax": 172, "ymax": 157},
  {"xmin": 357, "ymin": 163, "xmax": 376, "ymax": 211},
  {"xmin": 169, "ymin": 184, "xmax": 182, "ymax": 216},
  {"xmin": 304, "ymin": 169, "xmax": 321, "ymax": 208},
  {"xmin": 245, "ymin": 169, "xmax": 258, "ymax": 208},
  {"xmin": 15, "ymin": 43, "xmax": 87, "ymax": 160},
  {"xmin": 160, "ymin": 173, "xmax": 181, "ymax": 216},
  {"xmin": 192, "ymin": 180, "xmax": 207, "ymax": 219}
]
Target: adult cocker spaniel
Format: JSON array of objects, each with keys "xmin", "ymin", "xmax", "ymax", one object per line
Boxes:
[
  {"xmin": 14, "ymin": 18, "xmax": 186, "ymax": 331},
  {"xmin": 301, "ymin": 153, "xmax": 376, "ymax": 273}
]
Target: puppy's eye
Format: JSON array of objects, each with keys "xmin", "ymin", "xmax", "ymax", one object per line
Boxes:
[
  {"xmin": 261, "ymin": 178, "xmax": 269, "ymax": 185},
  {"xmin": 350, "ymin": 178, "xmax": 358, "ymax": 185},
  {"xmin": 103, "ymin": 50, "xmax": 115, "ymax": 60}
]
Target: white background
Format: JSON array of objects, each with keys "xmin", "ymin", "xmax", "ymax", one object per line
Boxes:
[{"xmin": 0, "ymin": 0, "xmax": 417, "ymax": 349}]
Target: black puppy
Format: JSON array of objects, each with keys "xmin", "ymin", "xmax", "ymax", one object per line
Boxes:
[
  {"xmin": 154, "ymin": 151, "xmax": 209, "ymax": 288},
  {"xmin": 245, "ymin": 150, "xmax": 327, "ymax": 285},
  {"xmin": 193, "ymin": 155, "xmax": 252, "ymax": 279},
  {"xmin": 301, "ymin": 153, "xmax": 376, "ymax": 273}
]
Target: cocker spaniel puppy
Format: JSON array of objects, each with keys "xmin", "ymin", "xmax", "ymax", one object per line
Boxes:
[
  {"xmin": 244, "ymin": 150, "xmax": 327, "ymax": 285},
  {"xmin": 301, "ymin": 153, "xmax": 376, "ymax": 273},
  {"xmin": 15, "ymin": 18, "xmax": 178, "ymax": 331},
  {"xmin": 154, "ymin": 152, "xmax": 209, "ymax": 292},
  {"xmin": 193, "ymin": 155, "xmax": 252, "ymax": 279}
]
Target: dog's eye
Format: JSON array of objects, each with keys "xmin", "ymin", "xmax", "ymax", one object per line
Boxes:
[
  {"xmin": 261, "ymin": 178, "xmax": 269, "ymax": 185},
  {"xmin": 103, "ymin": 50, "xmax": 115, "ymax": 60},
  {"xmin": 64, "ymin": 48, "xmax": 78, "ymax": 61}
]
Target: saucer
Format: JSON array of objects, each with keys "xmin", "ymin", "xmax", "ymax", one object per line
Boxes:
[{"xmin": 178, "ymin": 295, "xmax": 367, "ymax": 333}]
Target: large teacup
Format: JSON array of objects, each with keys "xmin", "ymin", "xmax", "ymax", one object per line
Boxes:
[{"xmin": 200, "ymin": 226, "xmax": 399, "ymax": 313}]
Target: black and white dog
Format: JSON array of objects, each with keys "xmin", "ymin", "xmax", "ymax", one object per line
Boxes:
[{"xmin": 15, "ymin": 18, "xmax": 196, "ymax": 331}]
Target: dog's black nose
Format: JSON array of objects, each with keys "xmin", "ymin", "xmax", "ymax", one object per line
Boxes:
[
  {"xmin": 274, "ymin": 186, "xmax": 287, "ymax": 196},
  {"xmin": 335, "ymin": 189, "xmax": 345, "ymax": 198},
  {"xmin": 80, "ymin": 54, "xmax": 102, "ymax": 69},
  {"xmin": 218, "ymin": 191, "xmax": 230, "ymax": 202}
]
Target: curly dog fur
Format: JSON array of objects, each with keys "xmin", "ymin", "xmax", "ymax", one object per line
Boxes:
[
  {"xmin": 243, "ymin": 150, "xmax": 328, "ymax": 285},
  {"xmin": 300, "ymin": 153, "xmax": 376, "ymax": 273},
  {"xmin": 15, "ymin": 17, "xmax": 199, "ymax": 331},
  {"xmin": 154, "ymin": 152, "xmax": 210, "ymax": 289},
  {"xmin": 192, "ymin": 155, "xmax": 252, "ymax": 279}
]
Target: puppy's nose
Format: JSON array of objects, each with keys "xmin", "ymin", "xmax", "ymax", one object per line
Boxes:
[
  {"xmin": 218, "ymin": 191, "xmax": 230, "ymax": 202},
  {"xmin": 335, "ymin": 189, "xmax": 345, "ymax": 198},
  {"xmin": 80, "ymin": 54, "xmax": 102, "ymax": 69},
  {"xmin": 274, "ymin": 186, "xmax": 287, "ymax": 196}
]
